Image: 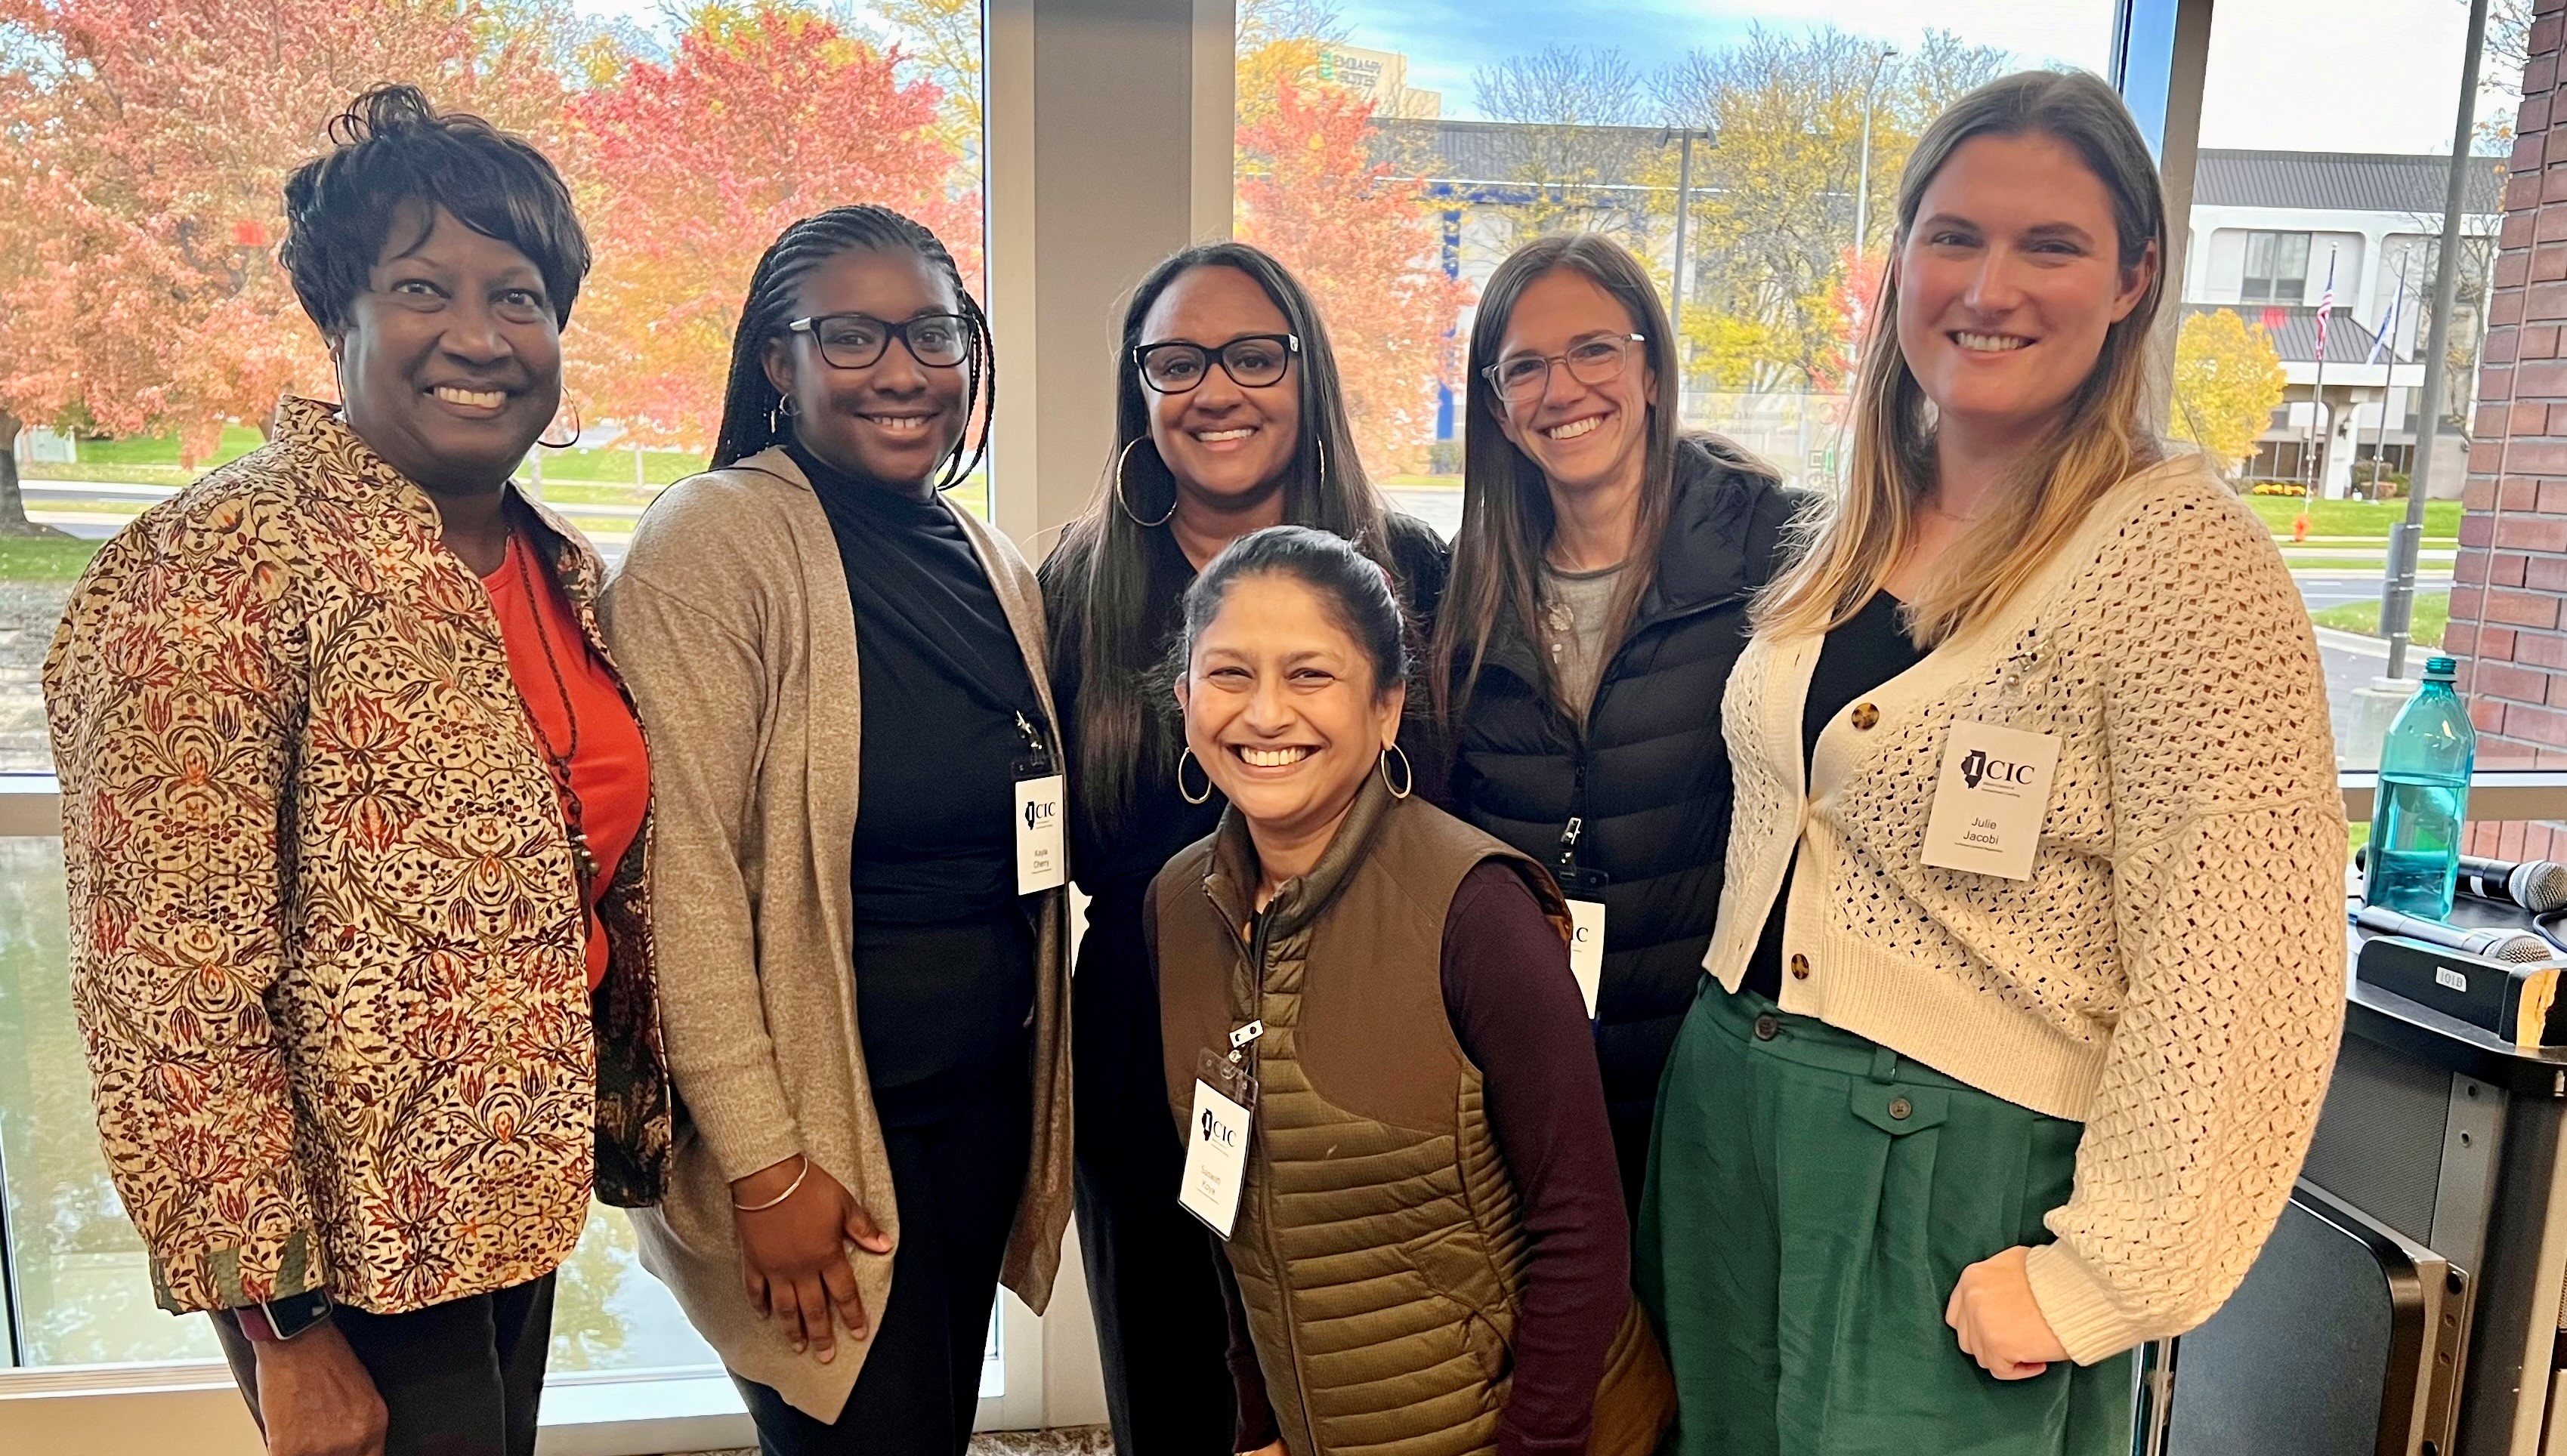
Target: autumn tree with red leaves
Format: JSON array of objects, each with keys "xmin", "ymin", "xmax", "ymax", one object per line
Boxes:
[
  {"xmin": 567, "ymin": 2, "xmax": 976, "ymax": 449},
  {"xmin": 0, "ymin": 0, "xmax": 572, "ymax": 480},
  {"xmin": 1236, "ymin": 76, "xmax": 1470, "ymax": 476}
]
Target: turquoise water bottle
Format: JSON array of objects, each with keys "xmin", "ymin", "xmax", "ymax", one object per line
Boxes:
[{"xmin": 2362, "ymin": 656, "xmax": 2476, "ymax": 919}]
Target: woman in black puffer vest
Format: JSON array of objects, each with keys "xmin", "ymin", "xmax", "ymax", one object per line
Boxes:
[{"xmin": 1432, "ymin": 233, "xmax": 1802, "ymax": 1216}]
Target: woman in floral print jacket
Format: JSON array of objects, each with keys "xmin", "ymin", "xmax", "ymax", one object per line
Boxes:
[{"xmin": 42, "ymin": 87, "xmax": 667, "ymax": 1456}]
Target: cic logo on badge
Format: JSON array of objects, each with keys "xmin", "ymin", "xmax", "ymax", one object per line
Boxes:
[
  {"xmin": 1023, "ymin": 797, "xmax": 1059, "ymax": 831},
  {"xmin": 1960, "ymin": 748, "xmax": 2037, "ymax": 793}
]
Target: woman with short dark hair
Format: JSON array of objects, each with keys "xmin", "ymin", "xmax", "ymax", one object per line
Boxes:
[
  {"xmin": 605, "ymin": 204, "xmax": 1071, "ymax": 1456},
  {"xmin": 46, "ymin": 85, "xmax": 666, "ymax": 1456},
  {"xmin": 1037, "ymin": 242, "xmax": 1446, "ymax": 1456},
  {"xmin": 1150, "ymin": 525, "xmax": 1670, "ymax": 1456}
]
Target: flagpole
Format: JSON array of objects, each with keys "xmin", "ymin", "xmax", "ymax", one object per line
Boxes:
[
  {"xmin": 2301, "ymin": 246, "xmax": 2339, "ymax": 532},
  {"xmin": 2368, "ymin": 256, "xmax": 2411, "ymax": 497}
]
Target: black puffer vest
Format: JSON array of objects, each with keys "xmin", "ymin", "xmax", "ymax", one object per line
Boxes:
[{"xmin": 1448, "ymin": 436, "xmax": 1802, "ymax": 1211}]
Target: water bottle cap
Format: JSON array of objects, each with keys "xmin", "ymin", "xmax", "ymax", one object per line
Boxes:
[{"xmin": 2425, "ymin": 656, "xmax": 2458, "ymax": 679}]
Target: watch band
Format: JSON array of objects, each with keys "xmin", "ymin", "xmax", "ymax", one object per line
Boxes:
[{"xmin": 235, "ymin": 1288, "xmax": 332, "ymax": 1343}]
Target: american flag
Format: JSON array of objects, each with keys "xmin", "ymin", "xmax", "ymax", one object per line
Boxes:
[{"xmin": 2313, "ymin": 251, "xmax": 2337, "ymax": 362}]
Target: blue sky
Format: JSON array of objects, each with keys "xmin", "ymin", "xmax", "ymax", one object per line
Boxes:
[{"xmin": 576, "ymin": 0, "xmax": 2502, "ymax": 155}]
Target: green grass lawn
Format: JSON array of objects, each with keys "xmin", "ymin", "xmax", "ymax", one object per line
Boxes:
[
  {"xmin": 2244, "ymin": 495, "xmax": 2460, "ymax": 541},
  {"xmin": 0, "ymin": 534, "xmax": 105, "ymax": 581},
  {"xmin": 26, "ymin": 432, "xmax": 997, "ymax": 517},
  {"xmin": 2311, "ymin": 590, "xmax": 2448, "ymax": 647}
]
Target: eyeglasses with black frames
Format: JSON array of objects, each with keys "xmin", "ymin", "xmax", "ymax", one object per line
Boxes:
[
  {"xmin": 1134, "ymin": 334, "xmax": 1300, "ymax": 394},
  {"xmin": 1482, "ymin": 332, "xmax": 1647, "ymax": 406},
  {"xmin": 787, "ymin": 312, "xmax": 975, "ymax": 371}
]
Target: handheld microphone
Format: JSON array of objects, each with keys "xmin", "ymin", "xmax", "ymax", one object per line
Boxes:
[
  {"xmin": 2352, "ymin": 904, "xmax": 2558, "ymax": 964},
  {"xmin": 2355, "ymin": 850, "xmax": 2567, "ymax": 913},
  {"xmin": 2459, "ymin": 854, "xmax": 2567, "ymax": 913}
]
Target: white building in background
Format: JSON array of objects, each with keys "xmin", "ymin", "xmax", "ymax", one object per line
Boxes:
[
  {"xmin": 2180, "ymin": 148, "xmax": 2504, "ymax": 498},
  {"xmin": 1314, "ymin": 45, "xmax": 1441, "ymax": 119}
]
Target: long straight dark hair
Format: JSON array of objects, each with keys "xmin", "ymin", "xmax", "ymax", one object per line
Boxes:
[
  {"xmin": 709, "ymin": 204, "xmax": 995, "ymax": 484},
  {"xmin": 1430, "ymin": 233, "xmax": 1683, "ymax": 720},
  {"xmin": 1044, "ymin": 241, "xmax": 1393, "ymax": 849}
]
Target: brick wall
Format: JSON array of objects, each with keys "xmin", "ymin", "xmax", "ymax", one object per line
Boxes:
[{"xmin": 2450, "ymin": 0, "xmax": 2567, "ymax": 856}]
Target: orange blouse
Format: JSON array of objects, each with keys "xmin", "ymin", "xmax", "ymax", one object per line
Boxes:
[{"xmin": 484, "ymin": 531, "xmax": 652, "ymax": 990}]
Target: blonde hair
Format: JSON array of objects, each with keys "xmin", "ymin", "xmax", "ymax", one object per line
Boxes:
[{"xmin": 1755, "ymin": 70, "xmax": 2169, "ymax": 646}]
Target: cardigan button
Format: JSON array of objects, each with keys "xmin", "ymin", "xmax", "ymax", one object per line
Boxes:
[
  {"xmin": 1850, "ymin": 702, "xmax": 1880, "ymax": 730},
  {"xmin": 1788, "ymin": 953, "xmax": 1809, "ymax": 980},
  {"xmin": 1889, "ymin": 1096, "xmax": 1914, "ymax": 1121},
  {"xmin": 1753, "ymin": 1013, "xmax": 1780, "ymax": 1041}
]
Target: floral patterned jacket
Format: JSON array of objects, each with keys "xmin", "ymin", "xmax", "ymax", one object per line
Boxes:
[{"xmin": 43, "ymin": 397, "xmax": 670, "ymax": 1316}]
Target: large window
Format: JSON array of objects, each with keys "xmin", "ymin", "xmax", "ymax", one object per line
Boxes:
[
  {"xmin": 1230, "ymin": 0, "xmax": 2119, "ymax": 530},
  {"xmin": 0, "ymin": 0, "xmax": 985, "ymax": 1381},
  {"xmin": 2241, "ymin": 229, "xmax": 2313, "ymax": 303},
  {"xmin": 2189, "ymin": 0, "xmax": 2513, "ymax": 773}
]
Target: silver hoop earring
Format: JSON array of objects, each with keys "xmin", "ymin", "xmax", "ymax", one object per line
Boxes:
[
  {"xmin": 768, "ymin": 393, "xmax": 799, "ymax": 440},
  {"xmin": 1117, "ymin": 437, "xmax": 1175, "ymax": 528},
  {"xmin": 1178, "ymin": 748, "xmax": 1215, "ymax": 806},
  {"xmin": 1378, "ymin": 744, "xmax": 1413, "ymax": 800},
  {"xmin": 1313, "ymin": 430, "xmax": 1330, "ymax": 488}
]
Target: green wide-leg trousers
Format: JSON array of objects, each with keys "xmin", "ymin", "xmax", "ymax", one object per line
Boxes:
[{"xmin": 1638, "ymin": 979, "xmax": 2133, "ymax": 1456}]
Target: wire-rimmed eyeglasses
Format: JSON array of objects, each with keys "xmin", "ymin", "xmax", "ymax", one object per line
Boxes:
[
  {"xmin": 1481, "ymin": 332, "xmax": 1647, "ymax": 405},
  {"xmin": 787, "ymin": 312, "xmax": 975, "ymax": 371},
  {"xmin": 1134, "ymin": 334, "xmax": 1300, "ymax": 394}
]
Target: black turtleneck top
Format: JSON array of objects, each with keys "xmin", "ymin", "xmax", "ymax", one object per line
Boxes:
[{"xmin": 788, "ymin": 440, "xmax": 1044, "ymax": 1115}]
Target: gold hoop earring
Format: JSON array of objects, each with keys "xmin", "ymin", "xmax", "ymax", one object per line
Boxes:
[
  {"xmin": 1378, "ymin": 744, "xmax": 1413, "ymax": 800},
  {"xmin": 1117, "ymin": 437, "xmax": 1175, "ymax": 529},
  {"xmin": 1178, "ymin": 747, "xmax": 1215, "ymax": 806}
]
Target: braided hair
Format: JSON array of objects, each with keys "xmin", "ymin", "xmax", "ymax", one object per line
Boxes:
[{"xmin": 709, "ymin": 205, "xmax": 994, "ymax": 489}]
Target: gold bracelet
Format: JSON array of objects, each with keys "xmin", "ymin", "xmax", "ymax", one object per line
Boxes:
[{"xmin": 730, "ymin": 1154, "xmax": 811, "ymax": 1212}]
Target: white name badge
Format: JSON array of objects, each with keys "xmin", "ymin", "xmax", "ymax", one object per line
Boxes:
[
  {"xmin": 1565, "ymin": 900, "xmax": 1607, "ymax": 1018},
  {"xmin": 1014, "ymin": 774, "xmax": 1067, "ymax": 894},
  {"xmin": 1920, "ymin": 722, "xmax": 2061, "ymax": 881},
  {"xmin": 1178, "ymin": 1075, "xmax": 1255, "ymax": 1239}
]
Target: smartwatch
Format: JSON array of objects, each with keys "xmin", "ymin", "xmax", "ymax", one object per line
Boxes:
[{"xmin": 234, "ymin": 1288, "xmax": 333, "ymax": 1343}]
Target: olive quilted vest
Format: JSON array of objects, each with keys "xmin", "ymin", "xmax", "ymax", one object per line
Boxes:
[{"xmin": 1156, "ymin": 776, "xmax": 1672, "ymax": 1456}]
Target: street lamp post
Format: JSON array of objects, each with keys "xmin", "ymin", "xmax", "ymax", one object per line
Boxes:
[{"xmin": 1854, "ymin": 46, "xmax": 1898, "ymax": 260}]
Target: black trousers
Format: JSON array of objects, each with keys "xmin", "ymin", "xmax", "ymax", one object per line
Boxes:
[
  {"xmin": 212, "ymin": 1273, "xmax": 556, "ymax": 1456},
  {"xmin": 1070, "ymin": 929, "xmax": 1237, "ymax": 1455},
  {"xmin": 735, "ymin": 1064, "xmax": 1033, "ymax": 1456}
]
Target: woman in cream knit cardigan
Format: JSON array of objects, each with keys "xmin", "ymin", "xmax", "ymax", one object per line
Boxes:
[{"xmin": 1636, "ymin": 72, "xmax": 2344, "ymax": 1456}]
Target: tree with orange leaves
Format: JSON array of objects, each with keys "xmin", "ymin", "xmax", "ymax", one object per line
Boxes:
[
  {"xmin": 566, "ymin": 1, "xmax": 975, "ymax": 450},
  {"xmin": 1235, "ymin": 76, "xmax": 1469, "ymax": 476},
  {"xmin": 0, "ymin": 0, "xmax": 570, "ymax": 476}
]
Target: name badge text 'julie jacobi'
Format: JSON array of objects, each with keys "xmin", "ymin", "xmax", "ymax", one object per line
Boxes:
[{"xmin": 1919, "ymin": 721, "xmax": 2061, "ymax": 882}]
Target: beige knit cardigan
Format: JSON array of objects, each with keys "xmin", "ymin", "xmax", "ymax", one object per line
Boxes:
[
  {"xmin": 1706, "ymin": 454, "xmax": 2346, "ymax": 1365},
  {"xmin": 600, "ymin": 449, "xmax": 1071, "ymax": 1421}
]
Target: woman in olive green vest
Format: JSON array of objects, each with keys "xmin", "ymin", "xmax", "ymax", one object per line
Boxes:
[{"xmin": 1145, "ymin": 525, "xmax": 1671, "ymax": 1456}]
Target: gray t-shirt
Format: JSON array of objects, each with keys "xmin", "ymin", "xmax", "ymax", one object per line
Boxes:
[{"xmin": 1539, "ymin": 559, "xmax": 1628, "ymax": 723}]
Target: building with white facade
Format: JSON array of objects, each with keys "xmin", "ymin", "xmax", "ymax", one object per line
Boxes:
[{"xmin": 2182, "ymin": 149, "xmax": 2503, "ymax": 498}]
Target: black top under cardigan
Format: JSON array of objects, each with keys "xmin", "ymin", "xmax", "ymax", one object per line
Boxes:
[
  {"xmin": 1447, "ymin": 434, "xmax": 1804, "ymax": 1214},
  {"xmin": 792, "ymin": 440, "xmax": 1045, "ymax": 1116},
  {"xmin": 1741, "ymin": 589, "xmax": 1924, "ymax": 1001}
]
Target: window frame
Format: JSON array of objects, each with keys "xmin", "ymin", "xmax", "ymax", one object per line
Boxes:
[{"xmin": 0, "ymin": 0, "xmax": 2219, "ymax": 1446}]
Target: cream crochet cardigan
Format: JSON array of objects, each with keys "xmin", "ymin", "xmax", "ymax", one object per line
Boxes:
[{"xmin": 1704, "ymin": 453, "xmax": 2346, "ymax": 1365}]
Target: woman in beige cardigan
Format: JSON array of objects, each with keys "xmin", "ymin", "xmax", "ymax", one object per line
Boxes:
[
  {"xmin": 1638, "ymin": 73, "xmax": 2344, "ymax": 1456},
  {"xmin": 602, "ymin": 205, "xmax": 1070, "ymax": 1455}
]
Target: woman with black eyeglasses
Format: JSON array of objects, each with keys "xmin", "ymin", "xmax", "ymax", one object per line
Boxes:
[
  {"xmin": 1431, "ymin": 233, "xmax": 1800, "ymax": 1219},
  {"xmin": 1038, "ymin": 242, "xmax": 1446, "ymax": 1456},
  {"xmin": 604, "ymin": 205, "xmax": 1071, "ymax": 1456}
]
